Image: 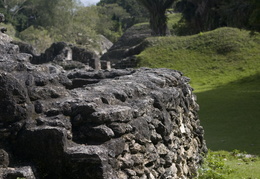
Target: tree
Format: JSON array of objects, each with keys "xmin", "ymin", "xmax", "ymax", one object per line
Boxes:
[
  {"xmin": 98, "ymin": 0, "xmax": 149, "ymax": 25},
  {"xmin": 0, "ymin": 0, "xmax": 79, "ymax": 32},
  {"xmin": 0, "ymin": 0, "xmax": 29, "ymax": 30},
  {"xmin": 19, "ymin": 26, "xmax": 53, "ymax": 53},
  {"xmin": 249, "ymin": 0, "xmax": 260, "ymax": 31},
  {"xmin": 136, "ymin": 0, "xmax": 175, "ymax": 36},
  {"xmin": 176, "ymin": 0, "xmax": 260, "ymax": 34}
]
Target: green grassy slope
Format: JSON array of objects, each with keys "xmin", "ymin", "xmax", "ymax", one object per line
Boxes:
[
  {"xmin": 137, "ymin": 27, "xmax": 260, "ymax": 92},
  {"xmin": 198, "ymin": 150, "xmax": 260, "ymax": 179},
  {"xmin": 197, "ymin": 75, "xmax": 260, "ymax": 155}
]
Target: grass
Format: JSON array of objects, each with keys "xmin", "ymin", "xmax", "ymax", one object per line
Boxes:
[
  {"xmin": 137, "ymin": 27, "xmax": 260, "ymax": 91},
  {"xmin": 135, "ymin": 21, "xmax": 260, "ymax": 177},
  {"xmin": 198, "ymin": 150, "xmax": 260, "ymax": 179},
  {"xmin": 196, "ymin": 75, "xmax": 260, "ymax": 156},
  {"xmin": 167, "ymin": 13, "xmax": 182, "ymax": 29}
]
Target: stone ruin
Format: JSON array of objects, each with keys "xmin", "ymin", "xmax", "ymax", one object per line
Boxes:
[
  {"xmin": 0, "ymin": 13, "xmax": 7, "ymax": 33},
  {"xmin": 0, "ymin": 32, "xmax": 207, "ymax": 178}
]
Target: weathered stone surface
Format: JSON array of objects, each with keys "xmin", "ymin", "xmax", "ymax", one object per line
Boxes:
[
  {"xmin": 0, "ymin": 166, "xmax": 36, "ymax": 179},
  {"xmin": 0, "ymin": 149, "xmax": 9, "ymax": 168},
  {"xmin": 100, "ymin": 22, "xmax": 174, "ymax": 69},
  {"xmin": 14, "ymin": 127, "xmax": 68, "ymax": 178},
  {"xmin": 64, "ymin": 145, "xmax": 116, "ymax": 179},
  {"xmin": 11, "ymin": 41, "xmax": 38, "ymax": 56},
  {"xmin": 97, "ymin": 35, "xmax": 113, "ymax": 55},
  {"xmin": 101, "ymin": 24, "xmax": 152, "ymax": 67},
  {"xmin": 0, "ymin": 33, "xmax": 207, "ymax": 178},
  {"xmin": 28, "ymin": 41, "xmax": 111, "ymax": 70},
  {"xmin": 0, "ymin": 73, "xmax": 30, "ymax": 124}
]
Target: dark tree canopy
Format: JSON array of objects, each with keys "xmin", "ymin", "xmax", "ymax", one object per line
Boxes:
[
  {"xmin": 137, "ymin": 0, "xmax": 176, "ymax": 36},
  {"xmin": 176, "ymin": 0, "xmax": 260, "ymax": 33}
]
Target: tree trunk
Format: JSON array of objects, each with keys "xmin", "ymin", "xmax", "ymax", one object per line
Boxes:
[{"xmin": 150, "ymin": 11, "xmax": 168, "ymax": 36}]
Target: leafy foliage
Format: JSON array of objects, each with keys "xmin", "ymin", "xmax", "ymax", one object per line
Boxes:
[
  {"xmin": 98, "ymin": 0, "xmax": 149, "ymax": 25},
  {"xmin": 198, "ymin": 150, "xmax": 260, "ymax": 179},
  {"xmin": 95, "ymin": 4, "xmax": 129, "ymax": 42},
  {"xmin": 0, "ymin": 0, "xmax": 78, "ymax": 32},
  {"xmin": 3, "ymin": 23, "xmax": 17, "ymax": 38},
  {"xmin": 0, "ymin": 0, "xmax": 125, "ymax": 51},
  {"xmin": 198, "ymin": 150, "xmax": 233, "ymax": 179},
  {"xmin": 18, "ymin": 26, "xmax": 53, "ymax": 53},
  {"xmin": 175, "ymin": 0, "xmax": 260, "ymax": 34}
]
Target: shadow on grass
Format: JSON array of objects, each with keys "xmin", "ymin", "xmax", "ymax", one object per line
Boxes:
[{"xmin": 195, "ymin": 74, "xmax": 260, "ymax": 155}]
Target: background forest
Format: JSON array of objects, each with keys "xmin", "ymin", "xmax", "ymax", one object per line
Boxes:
[
  {"xmin": 1, "ymin": 0, "xmax": 259, "ymax": 52},
  {"xmin": 0, "ymin": 0, "xmax": 148, "ymax": 52}
]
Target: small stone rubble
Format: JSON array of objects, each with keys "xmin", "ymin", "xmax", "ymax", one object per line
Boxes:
[{"xmin": 0, "ymin": 32, "xmax": 207, "ymax": 178}]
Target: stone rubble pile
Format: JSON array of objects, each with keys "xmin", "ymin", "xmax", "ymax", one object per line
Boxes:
[{"xmin": 0, "ymin": 32, "xmax": 207, "ymax": 178}]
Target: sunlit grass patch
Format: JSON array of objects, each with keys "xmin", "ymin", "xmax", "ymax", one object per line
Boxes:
[
  {"xmin": 198, "ymin": 150, "xmax": 260, "ymax": 179},
  {"xmin": 137, "ymin": 27, "xmax": 260, "ymax": 92}
]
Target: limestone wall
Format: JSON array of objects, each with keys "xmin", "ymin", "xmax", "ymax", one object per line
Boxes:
[{"xmin": 0, "ymin": 33, "xmax": 207, "ymax": 178}]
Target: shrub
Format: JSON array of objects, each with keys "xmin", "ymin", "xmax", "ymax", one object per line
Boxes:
[
  {"xmin": 197, "ymin": 150, "xmax": 233, "ymax": 179},
  {"xmin": 2, "ymin": 23, "xmax": 17, "ymax": 39},
  {"xmin": 18, "ymin": 26, "xmax": 53, "ymax": 53}
]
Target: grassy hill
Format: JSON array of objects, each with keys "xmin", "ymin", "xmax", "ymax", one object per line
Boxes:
[
  {"xmin": 136, "ymin": 26, "xmax": 260, "ymax": 178},
  {"xmin": 137, "ymin": 27, "xmax": 260, "ymax": 92}
]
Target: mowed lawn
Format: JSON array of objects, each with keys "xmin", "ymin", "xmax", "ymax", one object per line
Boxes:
[{"xmin": 196, "ymin": 75, "xmax": 260, "ymax": 155}]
